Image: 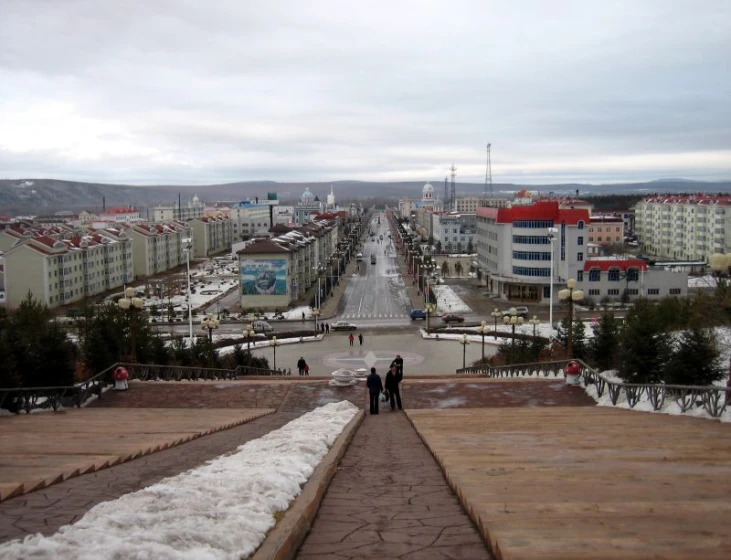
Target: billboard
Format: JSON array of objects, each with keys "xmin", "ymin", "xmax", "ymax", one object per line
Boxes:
[{"xmin": 240, "ymin": 259, "xmax": 288, "ymax": 296}]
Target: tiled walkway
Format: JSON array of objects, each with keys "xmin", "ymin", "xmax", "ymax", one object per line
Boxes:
[{"xmin": 296, "ymin": 412, "xmax": 492, "ymax": 560}]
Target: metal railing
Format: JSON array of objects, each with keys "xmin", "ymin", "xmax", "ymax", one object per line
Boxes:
[
  {"xmin": 0, "ymin": 362, "xmax": 287, "ymax": 414},
  {"xmin": 456, "ymin": 359, "xmax": 731, "ymax": 419}
]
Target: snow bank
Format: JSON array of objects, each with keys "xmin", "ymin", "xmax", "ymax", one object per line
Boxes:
[{"xmin": 0, "ymin": 401, "xmax": 359, "ymax": 560}]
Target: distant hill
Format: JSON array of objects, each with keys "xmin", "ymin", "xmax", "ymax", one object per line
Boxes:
[{"xmin": 0, "ymin": 178, "xmax": 729, "ymax": 216}]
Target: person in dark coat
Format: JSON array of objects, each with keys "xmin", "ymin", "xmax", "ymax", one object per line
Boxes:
[
  {"xmin": 366, "ymin": 367, "xmax": 383, "ymax": 415},
  {"xmin": 297, "ymin": 357, "xmax": 306, "ymax": 376},
  {"xmin": 358, "ymin": 333, "xmax": 364, "ymax": 346},
  {"xmin": 384, "ymin": 363, "xmax": 403, "ymax": 411},
  {"xmin": 325, "ymin": 323, "xmax": 330, "ymax": 333},
  {"xmin": 393, "ymin": 354, "xmax": 404, "ymax": 377}
]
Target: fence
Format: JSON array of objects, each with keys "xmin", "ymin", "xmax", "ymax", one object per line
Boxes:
[{"xmin": 457, "ymin": 358, "xmax": 731, "ymax": 419}]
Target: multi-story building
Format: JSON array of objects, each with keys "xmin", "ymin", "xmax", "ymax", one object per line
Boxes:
[
  {"xmin": 431, "ymin": 212, "xmax": 477, "ymax": 253},
  {"xmin": 3, "ymin": 231, "xmax": 133, "ymax": 309},
  {"xmin": 578, "ymin": 257, "xmax": 686, "ymax": 302},
  {"xmin": 230, "ymin": 201, "xmax": 272, "ymax": 240},
  {"xmin": 188, "ymin": 216, "xmax": 233, "ymax": 258},
  {"xmin": 294, "ymin": 188, "xmax": 324, "ymax": 224},
  {"xmin": 128, "ymin": 222, "xmax": 192, "ymax": 278},
  {"xmin": 587, "ymin": 215, "xmax": 624, "ymax": 248},
  {"xmin": 152, "ymin": 195, "xmax": 204, "ymax": 222},
  {"xmin": 454, "ymin": 197, "xmax": 481, "ymax": 213},
  {"xmin": 635, "ymin": 194, "xmax": 731, "ymax": 260},
  {"xmin": 99, "ymin": 207, "xmax": 142, "ymax": 225}
]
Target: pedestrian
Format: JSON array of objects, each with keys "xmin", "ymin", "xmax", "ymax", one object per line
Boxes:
[
  {"xmin": 301, "ymin": 311, "xmax": 305, "ymax": 322},
  {"xmin": 366, "ymin": 367, "xmax": 383, "ymax": 415},
  {"xmin": 394, "ymin": 354, "xmax": 404, "ymax": 377},
  {"xmin": 348, "ymin": 333, "xmax": 355, "ymax": 346},
  {"xmin": 304, "ymin": 363, "xmax": 310, "ymax": 376},
  {"xmin": 297, "ymin": 357, "xmax": 306, "ymax": 376},
  {"xmin": 358, "ymin": 333, "xmax": 364, "ymax": 346},
  {"xmin": 326, "ymin": 323, "xmax": 330, "ymax": 334},
  {"xmin": 384, "ymin": 363, "xmax": 403, "ymax": 411},
  {"xmin": 321, "ymin": 323, "xmax": 325, "ymax": 333}
]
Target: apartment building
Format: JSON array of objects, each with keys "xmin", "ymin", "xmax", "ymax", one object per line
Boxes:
[
  {"xmin": 99, "ymin": 207, "xmax": 142, "ymax": 225},
  {"xmin": 587, "ymin": 215, "xmax": 624, "ymax": 248},
  {"xmin": 635, "ymin": 194, "xmax": 731, "ymax": 260},
  {"xmin": 230, "ymin": 201, "xmax": 271, "ymax": 240},
  {"xmin": 188, "ymin": 215, "xmax": 233, "ymax": 258},
  {"xmin": 128, "ymin": 222, "xmax": 192, "ymax": 278},
  {"xmin": 3, "ymin": 231, "xmax": 133, "ymax": 310},
  {"xmin": 577, "ymin": 257, "xmax": 686, "ymax": 302},
  {"xmin": 431, "ymin": 212, "xmax": 477, "ymax": 253},
  {"xmin": 152, "ymin": 195, "xmax": 205, "ymax": 222}
]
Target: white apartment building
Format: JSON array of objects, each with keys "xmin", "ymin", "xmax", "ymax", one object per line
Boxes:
[
  {"xmin": 454, "ymin": 197, "xmax": 481, "ymax": 213},
  {"xmin": 431, "ymin": 212, "xmax": 477, "ymax": 253},
  {"xmin": 128, "ymin": 222, "xmax": 192, "ymax": 278},
  {"xmin": 578, "ymin": 257, "xmax": 686, "ymax": 302},
  {"xmin": 189, "ymin": 216, "xmax": 233, "ymax": 258},
  {"xmin": 3, "ymin": 231, "xmax": 133, "ymax": 310},
  {"xmin": 635, "ymin": 195, "xmax": 731, "ymax": 260},
  {"xmin": 152, "ymin": 195, "xmax": 205, "ymax": 222},
  {"xmin": 230, "ymin": 201, "xmax": 272, "ymax": 240},
  {"xmin": 99, "ymin": 207, "xmax": 142, "ymax": 225}
]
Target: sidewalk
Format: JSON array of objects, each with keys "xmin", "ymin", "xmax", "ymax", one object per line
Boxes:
[{"xmin": 295, "ymin": 412, "xmax": 492, "ymax": 559}]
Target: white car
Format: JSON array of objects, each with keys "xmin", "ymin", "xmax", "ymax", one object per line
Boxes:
[{"xmin": 332, "ymin": 320, "xmax": 357, "ymax": 331}]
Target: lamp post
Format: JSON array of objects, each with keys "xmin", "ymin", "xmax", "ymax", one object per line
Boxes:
[
  {"xmin": 270, "ymin": 335, "xmax": 279, "ymax": 371},
  {"xmin": 243, "ymin": 324, "xmax": 255, "ymax": 352},
  {"xmin": 558, "ymin": 279, "xmax": 585, "ymax": 358},
  {"xmin": 491, "ymin": 308, "xmax": 502, "ymax": 340},
  {"xmin": 182, "ymin": 237, "xmax": 194, "ymax": 344},
  {"xmin": 478, "ymin": 320, "xmax": 489, "ymax": 360},
  {"xmin": 503, "ymin": 307, "xmax": 524, "ymax": 363},
  {"xmin": 547, "ymin": 227, "xmax": 557, "ymax": 334},
  {"xmin": 459, "ymin": 333, "xmax": 470, "ymax": 369},
  {"xmin": 200, "ymin": 313, "xmax": 220, "ymax": 342},
  {"xmin": 312, "ymin": 307, "xmax": 321, "ymax": 332},
  {"xmin": 528, "ymin": 315, "xmax": 540, "ymax": 338},
  {"xmin": 118, "ymin": 287, "xmax": 144, "ymax": 362},
  {"xmin": 425, "ymin": 302, "xmax": 435, "ymax": 332}
]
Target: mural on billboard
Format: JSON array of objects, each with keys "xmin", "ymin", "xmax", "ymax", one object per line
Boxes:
[{"xmin": 240, "ymin": 259, "xmax": 288, "ymax": 296}]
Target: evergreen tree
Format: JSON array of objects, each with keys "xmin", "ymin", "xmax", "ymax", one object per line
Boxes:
[
  {"xmin": 589, "ymin": 311, "xmax": 620, "ymax": 372},
  {"xmin": 572, "ymin": 318, "xmax": 587, "ymax": 360},
  {"xmin": 553, "ymin": 316, "xmax": 569, "ymax": 356},
  {"xmin": 618, "ymin": 300, "xmax": 671, "ymax": 383},
  {"xmin": 0, "ymin": 307, "xmax": 19, "ymax": 389},
  {"xmin": 664, "ymin": 328, "xmax": 724, "ymax": 386}
]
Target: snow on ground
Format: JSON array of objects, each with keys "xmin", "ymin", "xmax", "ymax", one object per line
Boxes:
[
  {"xmin": 688, "ymin": 274, "xmax": 718, "ymax": 288},
  {"xmin": 0, "ymin": 401, "xmax": 359, "ymax": 560},
  {"xmin": 432, "ymin": 285, "xmax": 471, "ymax": 314}
]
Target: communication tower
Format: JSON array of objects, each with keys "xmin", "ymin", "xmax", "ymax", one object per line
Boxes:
[
  {"xmin": 450, "ymin": 163, "xmax": 457, "ymax": 211},
  {"xmin": 484, "ymin": 143, "xmax": 493, "ymax": 195}
]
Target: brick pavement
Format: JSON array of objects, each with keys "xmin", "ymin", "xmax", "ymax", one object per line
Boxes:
[
  {"xmin": 296, "ymin": 412, "xmax": 493, "ymax": 560},
  {"xmin": 0, "ymin": 411, "xmax": 300, "ymax": 544}
]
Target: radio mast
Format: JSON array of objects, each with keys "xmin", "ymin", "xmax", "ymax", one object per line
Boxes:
[
  {"xmin": 484, "ymin": 143, "xmax": 493, "ymax": 195},
  {"xmin": 450, "ymin": 163, "xmax": 457, "ymax": 211}
]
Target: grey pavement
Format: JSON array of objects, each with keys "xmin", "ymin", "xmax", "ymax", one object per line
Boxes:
[
  {"xmin": 249, "ymin": 332, "xmax": 498, "ymax": 376},
  {"xmin": 296, "ymin": 412, "xmax": 492, "ymax": 560}
]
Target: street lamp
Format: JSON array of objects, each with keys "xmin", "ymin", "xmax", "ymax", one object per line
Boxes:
[
  {"xmin": 270, "ymin": 335, "xmax": 279, "ymax": 371},
  {"xmin": 243, "ymin": 324, "xmax": 255, "ymax": 352},
  {"xmin": 425, "ymin": 302, "xmax": 436, "ymax": 332},
  {"xmin": 503, "ymin": 307, "xmax": 524, "ymax": 363},
  {"xmin": 558, "ymin": 278, "xmax": 585, "ymax": 358},
  {"xmin": 118, "ymin": 287, "xmax": 144, "ymax": 362},
  {"xmin": 491, "ymin": 308, "xmax": 502, "ymax": 340},
  {"xmin": 312, "ymin": 307, "xmax": 321, "ymax": 332},
  {"xmin": 528, "ymin": 315, "xmax": 540, "ymax": 338},
  {"xmin": 200, "ymin": 313, "xmax": 220, "ymax": 342},
  {"xmin": 478, "ymin": 321, "xmax": 489, "ymax": 360},
  {"xmin": 182, "ymin": 237, "xmax": 194, "ymax": 344},
  {"xmin": 546, "ymin": 227, "xmax": 557, "ymax": 334},
  {"xmin": 459, "ymin": 333, "xmax": 470, "ymax": 369}
]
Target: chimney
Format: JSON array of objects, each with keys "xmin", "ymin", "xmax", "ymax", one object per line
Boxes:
[{"xmin": 102, "ymin": 196, "xmax": 106, "ymax": 212}]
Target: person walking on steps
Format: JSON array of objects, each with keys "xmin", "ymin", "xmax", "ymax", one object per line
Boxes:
[
  {"xmin": 358, "ymin": 333, "xmax": 364, "ymax": 346},
  {"xmin": 366, "ymin": 367, "xmax": 383, "ymax": 415},
  {"xmin": 394, "ymin": 354, "xmax": 404, "ymax": 377},
  {"xmin": 349, "ymin": 333, "xmax": 355, "ymax": 346},
  {"xmin": 297, "ymin": 357, "xmax": 307, "ymax": 376},
  {"xmin": 385, "ymin": 363, "xmax": 403, "ymax": 411}
]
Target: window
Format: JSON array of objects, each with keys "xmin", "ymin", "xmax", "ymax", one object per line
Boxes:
[
  {"xmin": 597, "ymin": 236, "xmax": 602, "ymax": 242},
  {"xmin": 577, "ymin": 271, "xmax": 583, "ymax": 281},
  {"xmin": 578, "ymin": 236, "xmax": 584, "ymax": 246},
  {"xmin": 648, "ymin": 288, "xmax": 659, "ymax": 295},
  {"xmin": 588, "ymin": 289, "xmax": 600, "ymax": 296},
  {"xmin": 577, "ymin": 252, "xmax": 583, "ymax": 262},
  {"xmin": 627, "ymin": 289, "xmax": 639, "ymax": 295},
  {"xmin": 607, "ymin": 289, "xmax": 620, "ymax": 295},
  {"xmin": 589, "ymin": 268, "xmax": 601, "ymax": 282},
  {"xmin": 626, "ymin": 268, "xmax": 639, "ymax": 282},
  {"xmin": 578, "ymin": 221, "xmax": 585, "ymax": 230},
  {"xmin": 669, "ymin": 288, "xmax": 681, "ymax": 295}
]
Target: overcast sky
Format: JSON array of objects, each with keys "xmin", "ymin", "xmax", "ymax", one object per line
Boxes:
[{"xmin": 0, "ymin": 0, "xmax": 729, "ymax": 186}]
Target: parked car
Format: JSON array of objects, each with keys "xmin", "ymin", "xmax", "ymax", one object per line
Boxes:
[
  {"xmin": 502, "ymin": 306, "xmax": 529, "ymax": 319},
  {"xmin": 251, "ymin": 320, "xmax": 273, "ymax": 333},
  {"xmin": 356, "ymin": 252, "xmax": 364, "ymax": 262},
  {"xmin": 370, "ymin": 255, "xmax": 377, "ymax": 264},
  {"xmin": 410, "ymin": 309, "xmax": 427, "ymax": 320},
  {"xmin": 442, "ymin": 313, "xmax": 465, "ymax": 324},
  {"xmin": 332, "ymin": 320, "xmax": 358, "ymax": 331}
]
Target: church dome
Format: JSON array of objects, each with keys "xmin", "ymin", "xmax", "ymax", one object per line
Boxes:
[
  {"xmin": 301, "ymin": 188, "xmax": 315, "ymax": 203},
  {"xmin": 422, "ymin": 182, "xmax": 434, "ymax": 195}
]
